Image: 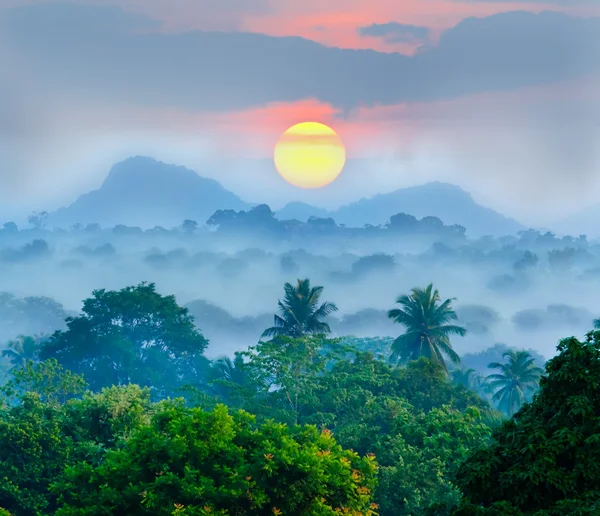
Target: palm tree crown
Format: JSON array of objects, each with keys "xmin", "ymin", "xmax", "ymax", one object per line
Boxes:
[
  {"xmin": 262, "ymin": 279, "xmax": 338, "ymax": 339},
  {"xmin": 212, "ymin": 354, "xmax": 250, "ymax": 387},
  {"xmin": 486, "ymin": 349, "xmax": 544, "ymax": 416},
  {"xmin": 387, "ymin": 283, "xmax": 466, "ymax": 373},
  {"xmin": 451, "ymin": 367, "xmax": 479, "ymax": 389},
  {"xmin": 2, "ymin": 335, "xmax": 45, "ymax": 371}
]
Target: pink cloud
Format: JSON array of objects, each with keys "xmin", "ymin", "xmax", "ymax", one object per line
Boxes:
[{"xmin": 2, "ymin": 0, "xmax": 596, "ymax": 53}]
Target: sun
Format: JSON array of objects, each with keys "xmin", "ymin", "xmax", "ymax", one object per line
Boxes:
[{"xmin": 274, "ymin": 122, "xmax": 346, "ymax": 189}]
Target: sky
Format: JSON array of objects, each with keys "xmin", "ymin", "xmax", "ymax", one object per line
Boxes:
[{"xmin": 0, "ymin": 0, "xmax": 599, "ymax": 226}]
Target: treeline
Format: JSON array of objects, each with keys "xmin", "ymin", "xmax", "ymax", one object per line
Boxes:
[{"xmin": 0, "ymin": 281, "xmax": 599, "ymax": 514}]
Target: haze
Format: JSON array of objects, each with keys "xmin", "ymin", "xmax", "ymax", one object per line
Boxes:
[{"xmin": 1, "ymin": 0, "xmax": 600, "ymax": 363}]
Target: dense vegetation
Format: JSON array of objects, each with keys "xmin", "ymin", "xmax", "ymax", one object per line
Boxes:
[{"xmin": 0, "ymin": 277, "xmax": 597, "ymax": 515}]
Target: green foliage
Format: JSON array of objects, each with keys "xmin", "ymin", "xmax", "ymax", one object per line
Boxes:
[
  {"xmin": 486, "ymin": 350, "xmax": 543, "ymax": 416},
  {"xmin": 39, "ymin": 282, "xmax": 208, "ymax": 397},
  {"xmin": 242, "ymin": 335, "xmax": 344, "ymax": 424},
  {"xmin": 0, "ymin": 366, "xmax": 378, "ymax": 516},
  {"xmin": 339, "ymin": 336, "xmax": 394, "ymax": 362},
  {"xmin": 375, "ymin": 405, "xmax": 491, "ymax": 515},
  {"xmin": 61, "ymin": 384, "xmax": 154, "ymax": 453},
  {"xmin": 452, "ymin": 331, "xmax": 600, "ymax": 514},
  {"xmin": 1, "ymin": 359, "xmax": 86, "ymax": 406},
  {"xmin": 0, "ymin": 391, "xmax": 73, "ymax": 515},
  {"xmin": 388, "ymin": 284, "xmax": 466, "ymax": 373},
  {"xmin": 0, "ymin": 360, "xmax": 88, "ymax": 514},
  {"xmin": 295, "ymin": 353, "xmax": 494, "ymax": 515},
  {"xmin": 52, "ymin": 403, "xmax": 379, "ymax": 516},
  {"xmin": 262, "ymin": 278, "xmax": 338, "ymax": 338}
]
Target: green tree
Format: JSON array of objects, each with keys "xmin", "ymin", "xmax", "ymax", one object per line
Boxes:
[
  {"xmin": 375, "ymin": 404, "xmax": 491, "ymax": 515},
  {"xmin": 242, "ymin": 336, "xmax": 343, "ymax": 424},
  {"xmin": 2, "ymin": 335, "xmax": 46, "ymax": 371},
  {"xmin": 52, "ymin": 403, "xmax": 379, "ymax": 516},
  {"xmin": 0, "ymin": 367, "xmax": 160, "ymax": 516},
  {"xmin": 39, "ymin": 283, "xmax": 209, "ymax": 397},
  {"xmin": 0, "ymin": 360, "xmax": 87, "ymax": 515},
  {"xmin": 297, "ymin": 353, "xmax": 493, "ymax": 515},
  {"xmin": 387, "ymin": 284, "xmax": 465, "ymax": 373},
  {"xmin": 2, "ymin": 359, "xmax": 86, "ymax": 406},
  {"xmin": 593, "ymin": 318, "xmax": 600, "ymax": 329},
  {"xmin": 452, "ymin": 331, "xmax": 600, "ymax": 514},
  {"xmin": 262, "ymin": 279, "xmax": 338, "ymax": 338},
  {"xmin": 485, "ymin": 350, "xmax": 543, "ymax": 416}
]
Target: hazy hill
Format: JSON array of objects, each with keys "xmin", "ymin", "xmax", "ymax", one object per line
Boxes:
[
  {"xmin": 48, "ymin": 157, "xmax": 250, "ymax": 228},
  {"xmin": 47, "ymin": 157, "xmax": 523, "ymax": 235},
  {"xmin": 278, "ymin": 182, "xmax": 524, "ymax": 236}
]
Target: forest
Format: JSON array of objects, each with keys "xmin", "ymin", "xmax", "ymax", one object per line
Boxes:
[
  {"xmin": 3, "ymin": 0, "xmax": 599, "ymax": 513},
  {"xmin": 0, "ymin": 276, "xmax": 599, "ymax": 515},
  {"xmin": 0, "ymin": 210, "xmax": 599, "ymax": 515}
]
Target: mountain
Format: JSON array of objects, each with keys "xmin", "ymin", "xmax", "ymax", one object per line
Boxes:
[
  {"xmin": 277, "ymin": 182, "xmax": 524, "ymax": 236},
  {"xmin": 48, "ymin": 157, "xmax": 523, "ymax": 235},
  {"xmin": 48, "ymin": 157, "xmax": 250, "ymax": 228}
]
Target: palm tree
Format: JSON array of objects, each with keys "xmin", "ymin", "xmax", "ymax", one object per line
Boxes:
[
  {"xmin": 451, "ymin": 367, "xmax": 478, "ymax": 389},
  {"xmin": 594, "ymin": 319, "xmax": 600, "ymax": 329},
  {"xmin": 387, "ymin": 283, "xmax": 465, "ymax": 373},
  {"xmin": 261, "ymin": 279, "xmax": 338, "ymax": 338},
  {"xmin": 2, "ymin": 335, "xmax": 45, "ymax": 371},
  {"xmin": 209, "ymin": 354, "xmax": 260, "ymax": 403},
  {"xmin": 212, "ymin": 354, "xmax": 250, "ymax": 387},
  {"xmin": 486, "ymin": 350, "xmax": 544, "ymax": 416}
]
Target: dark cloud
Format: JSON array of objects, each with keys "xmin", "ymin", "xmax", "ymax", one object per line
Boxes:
[
  {"xmin": 1, "ymin": 2, "xmax": 160, "ymax": 34},
  {"xmin": 1, "ymin": 5, "xmax": 599, "ymax": 112},
  {"xmin": 357, "ymin": 22, "xmax": 430, "ymax": 44}
]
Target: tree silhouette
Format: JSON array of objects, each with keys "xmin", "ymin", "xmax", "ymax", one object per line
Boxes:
[
  {"xmin": 2, "ymin": 335, "xmax": 45, "ymax": 371},
  {"xmin": 262, "ymin": 279, "xmax": 338, "ymax": 338}
]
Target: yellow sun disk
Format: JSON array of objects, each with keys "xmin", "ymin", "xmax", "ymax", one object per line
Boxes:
[{"xmin": 274, "ymin": 122, "xmax": 346, "ymax": 189}]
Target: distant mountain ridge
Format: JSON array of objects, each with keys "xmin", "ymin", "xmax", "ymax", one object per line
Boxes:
[
  {"xmin": 48, "ymin": 156, "xmax": 524, "ymax": 235},
  {"xmin": 277, "ymin": 182, "xmax": 524, "ymax": 236},
  {"xmin": 49, "ymin": 156, "xmax": 250, "ymax": 228}
]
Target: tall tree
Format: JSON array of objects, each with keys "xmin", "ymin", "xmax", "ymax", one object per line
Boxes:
[
  {"xmin": 39, "ymin": 283, "xmax": 208, "ymax": 397},
  {"xmin": 452, "ymin": 332, "xmax": 600, "ymax": 514},
  {"xmin": 486, "ymin": 349, "xmax": 544, "ymax": 416},
  {"xmin": 262, "ymin": 278, "xmax": 338, "ymax": 338},
  {"xmin": 387, "ymin": 283, "xmax": 465, "ymax": 373}
]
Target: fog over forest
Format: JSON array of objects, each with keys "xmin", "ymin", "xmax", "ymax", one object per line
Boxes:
[{"xmin": 1, "ymin": 183, "xmax": 597, "ymax": 363}]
